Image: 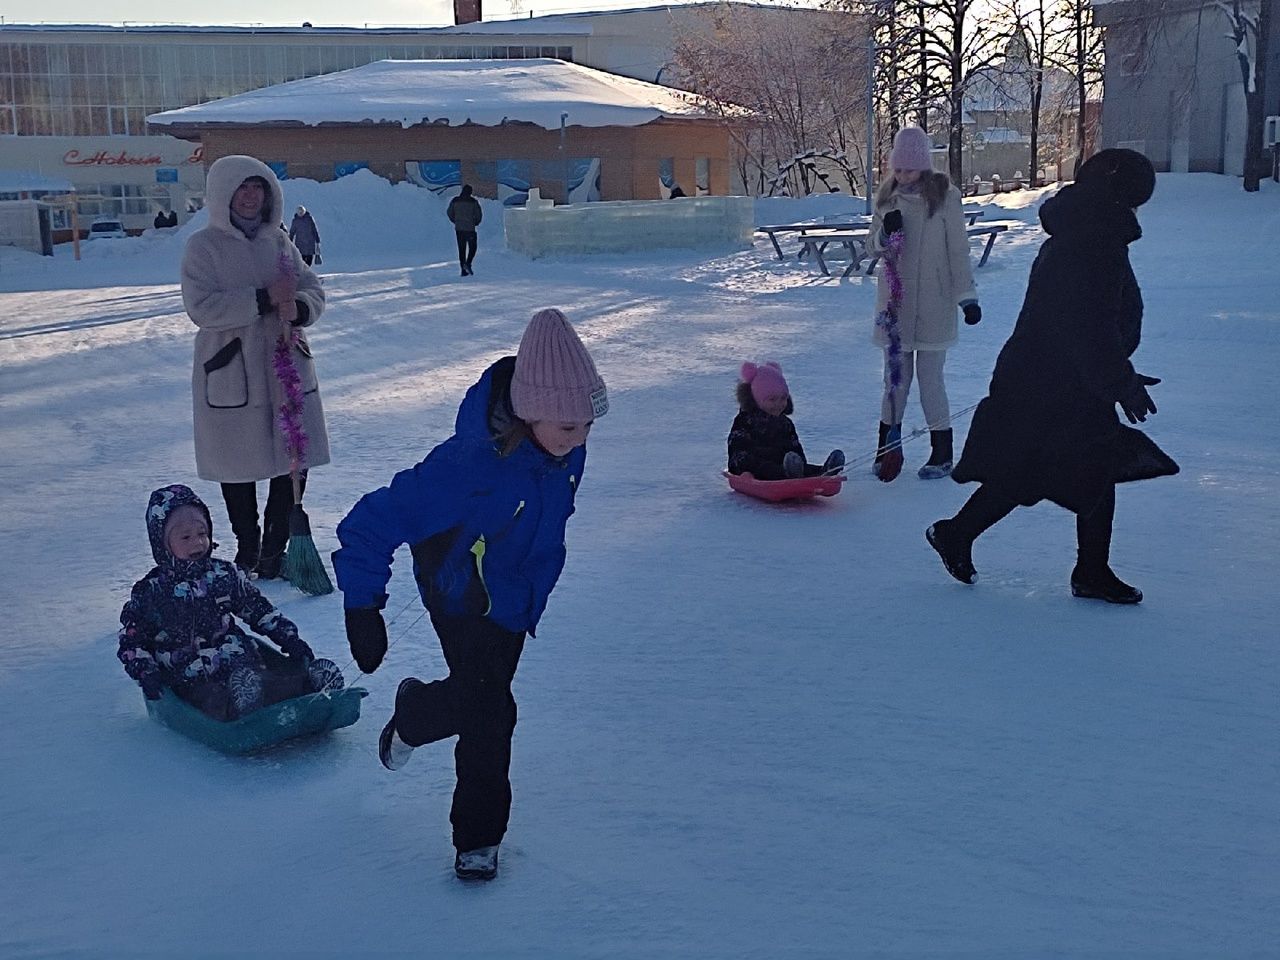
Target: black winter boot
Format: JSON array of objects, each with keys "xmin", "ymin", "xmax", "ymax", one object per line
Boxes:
[
  {"xmin": 1070, "ymin": 566, "xmax": 1143, "ymax": 604},
  {"xmin": 873, "ymin": 422, "xmax": 904, "ymax": 482},
  {"xmin": 221, "ymin": 482, "xmax": 260, "ymax": 574},
  {"xmin": 1071, "ymin": 486, "xmax": 1139, "ymax": 602},
  {"xmin": 925, "ymin": 520, "xmax": 977, "ymax": 584},
  {"xmin": 918, "ymin": 429, "xmax": 953, "ymax": 479},
  {"xmin": 257, "ymin": 473, "xmax": 304, "ymax": 579}
]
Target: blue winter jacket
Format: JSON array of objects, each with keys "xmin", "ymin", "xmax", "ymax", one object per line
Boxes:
[{"xmin": 332, "ymin": 357, "xmax": 585, "ymax": 635}]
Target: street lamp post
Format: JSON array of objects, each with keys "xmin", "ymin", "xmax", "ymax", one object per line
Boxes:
[
  {"xmin": 865, "ymin": 32, "xmax": 876, "ymax": 215},
  {"xmin": 560, "ymin": 111, "xmax": 569, "ymax": 203}
]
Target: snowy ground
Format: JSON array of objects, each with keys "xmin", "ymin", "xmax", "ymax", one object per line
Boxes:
[{"xmin": 1, "ymin": 172, "xmax": 1277, "ymax": 958}]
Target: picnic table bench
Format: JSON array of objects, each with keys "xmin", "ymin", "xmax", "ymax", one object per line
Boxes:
[
  {"xmin": 796, "ymin": 229, "xmax": 872, "ymax": 277},
  {"xmin": 756, "ymin": 207, "xmax": 986, "ymax": 261},
  {"xmin": 859, "ymin": 219, "xmax": 1016, "ymax": 275}
]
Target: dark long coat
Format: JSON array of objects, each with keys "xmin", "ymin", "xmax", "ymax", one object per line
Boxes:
[{"xmin": 951, "ymin": 180, "xmax": 1178, "ymax": 513}]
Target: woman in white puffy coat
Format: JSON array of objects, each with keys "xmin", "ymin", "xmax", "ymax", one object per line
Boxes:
[
  {"xmin": 865, "ymin": 126, "xmax": 981, "ymax": 482},
  {"xmin": 181, "ymin": 155, "xmax": 329, "ymax": 578}
]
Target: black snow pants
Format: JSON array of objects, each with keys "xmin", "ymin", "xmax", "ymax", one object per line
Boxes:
[
  {"xmin": 455, "ymin": 230, "xmax": 477, "ymax": 269},
  {"xmin": 221, "ymin": 472, "xmax": 307, "ymax": 563},
  {"xmin": 952, "ymin": 482, "xmax": 1116, "ymax": 567},
  {"xmin": 394, "ymin": 609, "xmax": 526, "ymax": 852}
]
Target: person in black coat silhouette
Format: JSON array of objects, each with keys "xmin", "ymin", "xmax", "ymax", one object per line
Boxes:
[{"xmin": 925, "ymin": 149, "xmax": 1178, "ymax": 604}]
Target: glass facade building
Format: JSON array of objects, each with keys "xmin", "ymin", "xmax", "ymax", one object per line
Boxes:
[
  {"xmin": 0, "ymin": 25, "xmax": 578, "ymax": 228},
  {"xmin": 0, "ymin": 28, "xmax": 576, "ymax": 137}
]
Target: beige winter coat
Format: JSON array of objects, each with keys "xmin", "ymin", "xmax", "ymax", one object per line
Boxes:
[
  {"xmin": 867, "ymin": 179, "xmax": 977, "ymax": 352},
  {"xmin": 182, "ymin": 156, "xmax": 329, "ymax": 483}
]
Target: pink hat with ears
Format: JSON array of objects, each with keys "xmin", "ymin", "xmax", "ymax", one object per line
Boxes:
[
  {"xmin": 741, "ymin": 360, "xmax": 789, "ymax": 406},
  {"xmin": 890, "ymin": 126, "xmax": 934, "ymax": 171}
]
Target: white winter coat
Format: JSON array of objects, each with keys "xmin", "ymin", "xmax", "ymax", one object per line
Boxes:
[
  {"xmin": 867, "ymin": 179, "xmax": 977, "ymax": 352},
  {"xmin": 181, "ymin": 155, "xmax": 330, "ymax": 483}
]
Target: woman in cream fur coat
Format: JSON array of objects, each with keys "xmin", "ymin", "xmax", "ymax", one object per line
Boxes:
[{"xmin": 180, "ymin": 154, "xmax": 329, "ymax": 578}]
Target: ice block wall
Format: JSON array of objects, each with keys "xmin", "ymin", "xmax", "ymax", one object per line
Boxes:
[{"xmin": 504, "ymin": 196, "xmax": 754, "ymax": 258}]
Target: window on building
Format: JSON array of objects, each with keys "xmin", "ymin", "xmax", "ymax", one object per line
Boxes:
[
  {"xmin": 408, "ymin": 160, "xmax": 462, "ymax": 193},
  {"xmin": 658, "ymin": 157, "xmax": 676, "ymax": 197},
  {"xmin": 696, "ymin": 157, "xmax": 710, "ymax": 195},
  {"xmin": 334, "ymin": 162, "xmax": 368, "ymax": 178},
  {"xmin": 568, "ymin": 157, "xmax": 601, "ymax": 202}
]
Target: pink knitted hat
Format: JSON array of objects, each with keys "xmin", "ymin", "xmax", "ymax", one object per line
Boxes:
[
  {"xmin": 741, "ymin": 360, "xmax": 789, "ymax": 406},
  {"xmin": 890, "ymin": 126, "xmax": 933, "ymax": 171},
  {"xmin": 510, "ymin": 308, "xmax": 608, "ymax": 422}
]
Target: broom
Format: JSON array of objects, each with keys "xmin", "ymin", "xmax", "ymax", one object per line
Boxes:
[{"xmin": 273, "ymin": 252, "xmax": 334, "ymax": 596}]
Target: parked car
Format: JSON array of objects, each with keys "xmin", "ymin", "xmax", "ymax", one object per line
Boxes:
[{"xmin": 87, "ymin": 218, "xmax": 128, "ymax": 240}]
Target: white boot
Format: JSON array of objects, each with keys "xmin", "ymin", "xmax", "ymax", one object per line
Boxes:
[
  {"xmin": 455, "ymin": 845, "xmax": 500, "ymax": 881},
  {"xmin": 377, "ymin": 678, "xmax": 418, "ymax": 771}
]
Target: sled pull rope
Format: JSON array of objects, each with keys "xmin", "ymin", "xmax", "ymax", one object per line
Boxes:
[
  {"xmin": 835, "ymin": 402, "xmax": 980, "ymax": 473},
  {"xmin": 325, "ymin": 595, "xmax": 426, "ymax": 693}
]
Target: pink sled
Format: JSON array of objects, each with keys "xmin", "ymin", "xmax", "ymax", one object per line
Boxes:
[{"xmin": 723, "ymin": 470, "xmax": 845, "ymax": 503}]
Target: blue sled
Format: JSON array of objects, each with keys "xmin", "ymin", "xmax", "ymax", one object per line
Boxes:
[{"xmin": 145, "ymin": 685, "xmax": 367, "ymax": 754}]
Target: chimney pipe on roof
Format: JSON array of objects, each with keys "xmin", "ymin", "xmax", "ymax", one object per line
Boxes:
[{"xmin": 454, "ymin": 0, "xmax": 482, "ymax": 25}]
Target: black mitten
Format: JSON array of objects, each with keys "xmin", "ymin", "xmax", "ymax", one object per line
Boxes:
[
  {"xmin": 345, "ymin": 607, "xmax": 388, "ymax": 674},
  {"xmin": 883, "ymin": 210, "xmax": 904, "ymax": 235},
  {"xmin": 962, "ymin": 303, "xmax": 982, "ymax": 325},
  {"xmin": 139, "ymin": 673, "xmax": 164, "ymax": 701},
  {"xmin": 1118, "ymin": 374, "xmax": 1160, "ymax": 423},
  {"xmin": 280, "ymin": 635, "xmax": 315, "ymax": 664}
]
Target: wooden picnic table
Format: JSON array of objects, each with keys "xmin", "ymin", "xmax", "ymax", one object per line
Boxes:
[
  {"xmin": 756, "ymin": 207, "xmax": 985, "ymax": 261},
  {"xmin": 793, "ymin": 217, "xmax": 1018, "ymax": 278},
  {"xmin": 857, "ymin": 219, "xmax": 1017, "ymax": 275},
  {"xmin": 796, "ymin": 229, "xmax": 872, "ymax": 278}
]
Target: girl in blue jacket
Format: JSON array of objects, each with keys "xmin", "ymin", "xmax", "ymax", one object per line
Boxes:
[{"xmin": 333, "ymin": 308, "xmax": 607, "ymax": 882}]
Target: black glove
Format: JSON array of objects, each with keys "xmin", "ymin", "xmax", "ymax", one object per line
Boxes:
[
  {"xmin": 345, "ymin": 607, "xmax": 388, "ymax": 674},
  {"xmin": 962, "ymin": 303, "xmax": 982, "ymax": 325},
  {"xmin": 139, "ymin": 673, "xmax": 164, "ymax": 701},
  {"xmin": 1118, "ymin": 374, "xmax": 1161, "ymax": 423},
  {"xmin": 280, "ymin": 636, "xmax": 315, "ymax": 664},
  {"xmin": 883, "ymin": 210, "xmax": 904, "ymax": 235}
]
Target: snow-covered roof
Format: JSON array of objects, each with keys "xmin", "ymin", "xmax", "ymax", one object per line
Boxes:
[
  {"xmin": 0, "ymin": 170, "xmax": 76, "ymax": 193},
  {"xmin": 0, "ymin": 3, "xmax": 773, "ymax": 36},
  {"xmin": 147, "ymin": 58, "xmax": 723, "ymax": 130},
  {"xmin": 430, "ymin": 2, "xmax": 790, "ymax": 34}
]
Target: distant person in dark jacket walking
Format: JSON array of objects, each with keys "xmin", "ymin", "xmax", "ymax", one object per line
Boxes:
[
  {"xmin": 925, "ymin": 149, "xmax": 1178, "ymax": 604},
  {"xmin": 447, "ymin": 184, "xmax": 483, "ymax": 276},
  {"xmin": 288, "ymin": 205, "xmax": 321, "ymax": 265}
]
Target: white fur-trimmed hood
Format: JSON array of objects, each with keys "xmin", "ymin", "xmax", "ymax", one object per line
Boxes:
[{"xmin": 204, "ymin": 155, "xmax": 285, "ymax": 236}]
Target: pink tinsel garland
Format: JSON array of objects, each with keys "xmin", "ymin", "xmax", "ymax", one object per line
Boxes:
[
  {"xmin": 271, "ymin": 250, "xmax": 308, "ymax": 469},
  {"xmin": 874, "ymin": 229, "xmax": 906, "ymax": 422}
]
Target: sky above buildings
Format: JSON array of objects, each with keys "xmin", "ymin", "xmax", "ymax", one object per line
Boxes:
[{"xmin": 0, "ymin": 0, "xmax": 670, "ymax": 27}]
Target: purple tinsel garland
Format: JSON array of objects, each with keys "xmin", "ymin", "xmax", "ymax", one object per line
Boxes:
[
  {"xmin": 271, "ymin": 251, "xmax": 308, "ymax": 468},
  {"xmin": 874, "ymin": 229, "xmax": 906, "ymax": 423}
]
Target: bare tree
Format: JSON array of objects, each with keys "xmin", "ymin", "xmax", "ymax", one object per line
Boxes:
[
  {"xmin": 1049, "ymin": 0, "xmax": 1105, "ymax": 175},
  {"xmin": 1220, "ymin": 0, "xmax": 1275, "ymax": 190},
  {"xmin": 916, "ymin": 0, "xmax": 1009, "ymax": 180},
  {"xmin": 672, "ymin": 3, "xmax": 869, "ymax": 195}
]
